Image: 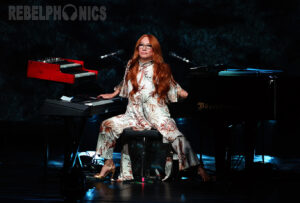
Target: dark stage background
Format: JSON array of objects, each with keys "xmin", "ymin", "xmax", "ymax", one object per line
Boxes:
[{"xmin": 1, "ymin": 0, "xmax": 300, "ymax": 158}]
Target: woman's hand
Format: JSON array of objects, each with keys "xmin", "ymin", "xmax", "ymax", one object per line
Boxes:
[
  {"xmin": 97, "ymin": 93, "xmax": 116, "ymax": 99},
  {"xmin": 178, "ymin": 88, "xmax": 188, "ymax": 99},
  {"xmin": 96, "ymin": 88, "xmax": 120, "ymax": 99}
]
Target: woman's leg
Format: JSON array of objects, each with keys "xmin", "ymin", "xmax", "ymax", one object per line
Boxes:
[
  {"xmin": 117, "ymin": 143, "xmax": 134, "ymax": 181},
  {"xmin": 95, "ymin": 115, "xmax": 133, "ymax": 179},
  {"xmin": 171, "ymin": 136, "xmax": 210, "ymax": 181},
  {"xmin": 95, "ymin": 118, "xmax": 118, "ymax": 160},
  {"xmin": 171, "ymin": 136, "xmax": 200, "ymax": 170},
  {"xmin": 94, "ymin": 159, "xmax": 116, "ymax": 179}
]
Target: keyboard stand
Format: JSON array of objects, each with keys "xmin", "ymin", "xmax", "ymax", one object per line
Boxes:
[{"xmin": 64, "ymin": 117, "xmax": 87, "ymax": 170}]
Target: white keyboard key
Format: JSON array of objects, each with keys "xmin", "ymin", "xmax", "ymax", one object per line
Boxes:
[
  {"xmin": 74, "ymin": 72, "xmax": 96, "ymax": 78},
  {"xmin": 60, "ymin": 63, "xmax": 82, "ymax": 69},
  {"xmin": 84, "ymin": 99, "xmax": 114, "ymax": 106}
]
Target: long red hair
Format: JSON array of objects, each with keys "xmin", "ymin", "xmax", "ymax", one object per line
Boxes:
[{"xmin": 126, "ymin": 34, "xmax": 175, "ymax": 103}]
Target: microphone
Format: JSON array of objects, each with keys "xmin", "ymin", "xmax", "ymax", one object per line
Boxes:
[
  {"xmin": 99, "ymin": 50, "xmax": 124, "ymax": 59},
  {"xmin": 169, "ymin": 52, "xmax": 192, "ymax": 64}
]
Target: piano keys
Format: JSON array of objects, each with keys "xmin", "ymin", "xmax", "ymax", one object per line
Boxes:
[
  {"xmin": 27, "ymin": 57, "xmax": 98, "ymax": 84},
  {"xmin": 40, "ymin": 96, "xmax": 127, "ymax": 117}
]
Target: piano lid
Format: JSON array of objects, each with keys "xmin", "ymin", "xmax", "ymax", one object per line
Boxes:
[{"xmin": 218, "ymin": 68, "xmax": 284, "ymax": 77}]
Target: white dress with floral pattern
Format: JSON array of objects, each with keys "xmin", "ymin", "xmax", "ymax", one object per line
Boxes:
[{"xmin": 95, "ymin": 61, "xmax": 200, "ymax": 180}]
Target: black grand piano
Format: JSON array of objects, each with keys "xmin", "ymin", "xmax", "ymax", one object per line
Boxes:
[
  {"xmin": 172, "ymin": 66, "xmax": 283, "ymax": 120},
  {"xmin": 168, "ymin": 53, "xmax": 284, "ymax": 178}
]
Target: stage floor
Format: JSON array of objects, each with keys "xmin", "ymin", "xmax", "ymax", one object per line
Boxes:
[
  {"xmin": 1, "ymin": 120, "xmax": 300, "ymax": 202},
  {"xmin": 1, "ymin": 151, "xmax": 300, "ymax": 202}
]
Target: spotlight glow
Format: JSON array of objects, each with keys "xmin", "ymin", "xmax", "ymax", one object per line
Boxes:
[{"xmin": 84, "ymin": 188, "xmax": 96, "ymax": 201}]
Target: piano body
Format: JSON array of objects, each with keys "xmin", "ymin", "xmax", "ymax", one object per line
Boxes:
[
  {"xmin": 175, "ymin": 67, "xmax": 284, "ymax": 120},
  {"xmin": 27, "ymin": 57, "xmax": 98, "ymax": 84},
  {"xmin": 169, "ymin": 64, "xmax": 284, "ymax": 177}
]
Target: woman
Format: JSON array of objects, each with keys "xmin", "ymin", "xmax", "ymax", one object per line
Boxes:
[{"xmin": 94, "ymin": 34, "xmax": 210, "ymax": 181}]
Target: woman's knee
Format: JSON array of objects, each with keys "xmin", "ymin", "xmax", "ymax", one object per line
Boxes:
[{"xmin": 100, "ymin": 118, "xmax": 115, "ymax": 132}]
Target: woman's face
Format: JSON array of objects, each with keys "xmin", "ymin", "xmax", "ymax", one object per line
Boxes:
[{"xmin": 138, "ymin": 37, "xmax": 153, "ymax": 61}]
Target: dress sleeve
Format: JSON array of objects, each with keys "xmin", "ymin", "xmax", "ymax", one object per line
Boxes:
[
  {"xmin": 167, "ymin": 80, "xmax": 182, "ymax": 103},
  {"xmin": 116, "ymin": 60, "xmax": 131, "ymax": 98}
]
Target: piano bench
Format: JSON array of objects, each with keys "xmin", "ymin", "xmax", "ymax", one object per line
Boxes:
[{"xmin": 120, "ymin": 128, "xmax": 170, "ymax": 181}]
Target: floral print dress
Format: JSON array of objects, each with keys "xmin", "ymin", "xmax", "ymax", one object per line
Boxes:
[{"xmin": 95, "ymin": 61, "xmax": 200, "ymax": 180}]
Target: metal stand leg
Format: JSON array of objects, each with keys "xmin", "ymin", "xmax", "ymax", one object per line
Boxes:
[
  {"xmin": 64, "ymin": 117, "xmax": 86, "ymax": 171},
  {"xmin": 141, "ymin": 137, "xmax": 146, "ymax": 181},
  {"xmin": 43, "ymin": 132, "xmax": 49, "ymax": 179}
]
